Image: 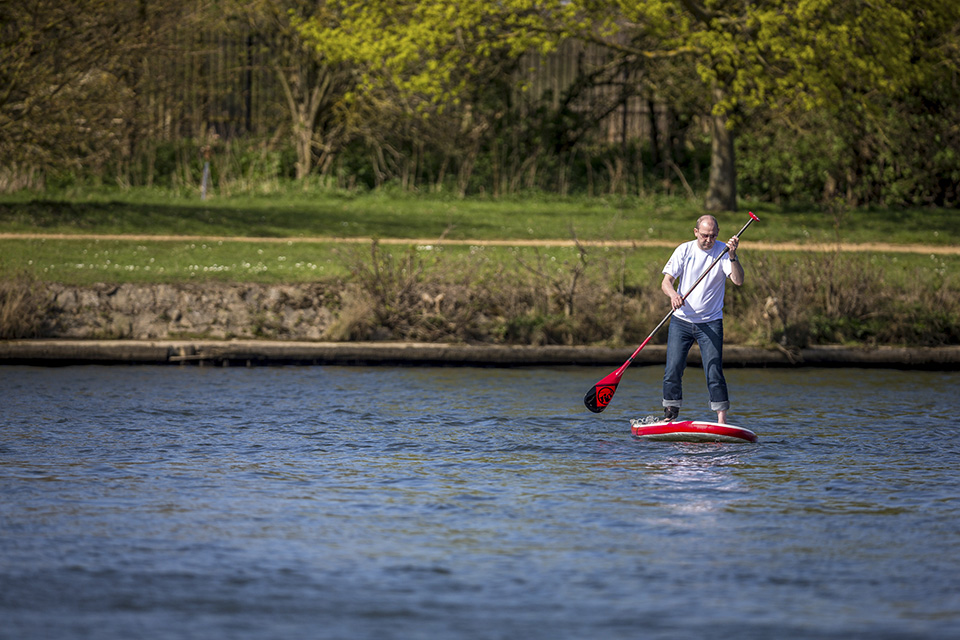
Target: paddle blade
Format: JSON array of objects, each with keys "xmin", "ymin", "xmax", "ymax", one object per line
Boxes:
[{"xmin": 584, "ymin": 377, "xmax": 620, "ymax": 413}]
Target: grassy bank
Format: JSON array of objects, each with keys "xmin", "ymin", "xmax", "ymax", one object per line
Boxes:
[
  {"xmin": 1, "ymin": 187, "xmax": 958, "ymax": 348},
  {"xmin": 2, "ymin": 187, "xmax": 957, "ymax": 245}
]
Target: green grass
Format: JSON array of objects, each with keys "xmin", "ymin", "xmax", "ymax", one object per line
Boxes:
[
  {"xmin": 0, "ymin": 188, "xmax": 698, "ymax": 241},
  {"xmin": 3, "ymin": 186, "xmax": 956, "ymax": 246},
  {"xmin": 1, "ymin": 186, "xmax": 958, "ymax": 288},
  {"xmin": 0, "ymin": 238, "xmax": 349, "ymax": 284},
  {"xmin": 3, "ymin": 233, "xmax": 957, "ymax": 289},
  {"xmin": 0, "ymin": 236, "xmax": 672, "ymax": 286}
]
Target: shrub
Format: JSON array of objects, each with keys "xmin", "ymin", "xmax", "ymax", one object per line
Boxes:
[{"xmin": 0, "ymin": 274, "xmax": 51, "ymax": 338}]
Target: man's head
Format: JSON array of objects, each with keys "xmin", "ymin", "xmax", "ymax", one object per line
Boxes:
[{"xmin": 694, "ymin": 215, "xmax": 719, "ymax": 251}]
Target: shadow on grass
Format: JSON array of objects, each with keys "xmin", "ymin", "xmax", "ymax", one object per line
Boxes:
[{"xmin": 0, "ymin": 199, "xmax": 440, "ymax": 239}]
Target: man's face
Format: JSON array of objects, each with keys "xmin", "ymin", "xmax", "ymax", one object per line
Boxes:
[{"xmin": 695, "ymin": 221, "xmax": 719, "ymax": 251}]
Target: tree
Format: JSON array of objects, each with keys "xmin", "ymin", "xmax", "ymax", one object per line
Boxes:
[
  {"xmin": 556, "ymin": 0, "xmax": 937, "ymax": 209},
  {"xmin": 300, "ymin": 1, "xmax": 561, "ymax": 195},
  {"xmin": 222, "ymin": 0, "xmax": 354, "ymax": 180},
  {"xmin": 0, "ymin": 0, "xmax": 134, "ymax": 186},
  {"xmin": 299, "ymin": 0, "xmax": 945, "ymax": 209},
  {"xmin": 0, "ymin": 0, "xmax": 204, "ymax": 189}
]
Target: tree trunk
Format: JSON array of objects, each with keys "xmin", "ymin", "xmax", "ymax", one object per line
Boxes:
[
  {"xmin": 279, "ymin": 71, "xmax": 323, "ymax": 181},
  {"xmin": 647, "ymin": 98, "xmax": 659, "ymax": 167},
  {"xmin": 705, "ymin": 90, "xmax": 737, "ymax": 212},
  {"xmin": 294, "ymin": 118, "xmax": 312, "ymax": 180}
]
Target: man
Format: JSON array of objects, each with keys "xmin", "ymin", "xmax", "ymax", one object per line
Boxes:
[{"xmin": 660, "ymin": 214, "xmax": 743, "ymax": 424}]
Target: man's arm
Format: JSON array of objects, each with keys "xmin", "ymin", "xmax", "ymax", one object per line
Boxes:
[
  {"xmin": 727, "ymin": 238, "xmax": 744, "ymax": 286},
  {"xmin": 728, "ymin": 256, "xmax": 744, "ymax": 286},
  {"xmin": 662, "ymin": 274, "xmax": 684, "ymax": 309}
]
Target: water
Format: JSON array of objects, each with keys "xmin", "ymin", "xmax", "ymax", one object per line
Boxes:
[{"xmin": 2, "ymin": 364, "xmax": 959, "ymax": 639}]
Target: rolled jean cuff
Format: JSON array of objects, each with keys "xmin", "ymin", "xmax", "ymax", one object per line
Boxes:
[
  {"xmin": 662, "ymin": 400, "xmax": 681, "ymax": 408},
  {"xmin": 710, "ymin": 400, "xmax": 730, "ymax": 411}
]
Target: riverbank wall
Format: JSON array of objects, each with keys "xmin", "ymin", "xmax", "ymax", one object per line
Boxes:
[
  {"xmin": 4, "ymin": 282, "xmax": 960, "ymax": 369},
  {"xmin": 3, "ymin": 339, "xmax": 960, "ymax": 369},
  {"xmin": 24, "ymin": 282, "xmax": 336, "ymax": 341}
]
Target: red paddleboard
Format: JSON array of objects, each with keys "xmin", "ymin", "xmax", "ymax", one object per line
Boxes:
[{"xmin": 630, "ymin": 419, "xmax": 758, "ymax": 443}]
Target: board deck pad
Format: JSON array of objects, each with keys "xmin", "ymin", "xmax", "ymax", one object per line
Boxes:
[{"xmin": 630, "ymin": 418, "xmax": 758, "ymax": 443}]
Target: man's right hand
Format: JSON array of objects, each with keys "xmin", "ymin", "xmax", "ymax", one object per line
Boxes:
[{"xmin": 662, "ymin": 274, "xmax": 685, "ymax": 310}]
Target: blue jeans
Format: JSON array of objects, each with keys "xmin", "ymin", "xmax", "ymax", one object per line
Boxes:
[{"xmin": 663, "ymin": 317, "xmax": 730, "ymax": 412}]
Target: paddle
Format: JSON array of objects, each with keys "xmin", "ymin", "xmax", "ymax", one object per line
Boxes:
[{"xmin": 583, "ymin": 211, "xmax": 760, "ymax": 413}]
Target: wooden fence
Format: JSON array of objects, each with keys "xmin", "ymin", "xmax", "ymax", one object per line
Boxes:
[{"xmin": 149, "ymin": 31, "xmax": 668, "ymax": 148}]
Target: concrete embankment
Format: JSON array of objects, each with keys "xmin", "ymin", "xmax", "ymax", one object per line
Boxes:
[{"xmin": 2, "ymin": 340, "xmax": 959, "ymax": 369}]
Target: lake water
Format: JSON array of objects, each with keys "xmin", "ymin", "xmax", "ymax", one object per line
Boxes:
[{"xmin": 2, "ymin": 364, "xmax": 959, "ymax": 639}]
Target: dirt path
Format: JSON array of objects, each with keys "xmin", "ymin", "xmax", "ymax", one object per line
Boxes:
[{"xmin": 2, "ymin": 232, "xmax": 958, "ymax": 254}]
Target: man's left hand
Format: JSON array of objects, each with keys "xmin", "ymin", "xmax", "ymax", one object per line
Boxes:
[{"xmin": 726, "ymin": 236, "xmax": 739, "ymax": 257}]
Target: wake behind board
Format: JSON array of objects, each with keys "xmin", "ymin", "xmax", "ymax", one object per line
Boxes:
[{"xmin": 630, "ymin": 419, "xmax": 758, "ymax": 443}]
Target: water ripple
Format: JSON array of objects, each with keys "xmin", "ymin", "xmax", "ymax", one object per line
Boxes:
[{"xmin": 2, "ymin": 365, "xmax": 960, "ymax": 639}]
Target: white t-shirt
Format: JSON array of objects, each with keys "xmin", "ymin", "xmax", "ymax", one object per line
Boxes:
[{"xmin": 662, "ymin": 240, "xmax": 733, "ymax": 323}]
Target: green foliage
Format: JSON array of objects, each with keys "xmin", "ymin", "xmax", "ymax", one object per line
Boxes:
[
  {"xmin": 3, "ymin": 1, "xmax": 960, "ymax": 207},
  {"xmin": 737, "ymin": 87, "xmax": 960, "ymax": 208},
  {"xmin": 736, "ymin": 114, "xmax": 839, "ymax": 206},
  {"xmin": 308, "ymin": 1, "xmax": 562, "ymax": 108},
  {"xmin": 725, "ymin": 250, "xmax": 960, "ymax": 348}
]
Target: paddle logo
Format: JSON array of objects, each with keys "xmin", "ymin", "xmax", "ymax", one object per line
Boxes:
[{"xmin": 595, "ymin": 385, "xmax": 616, "ymax": 408}]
